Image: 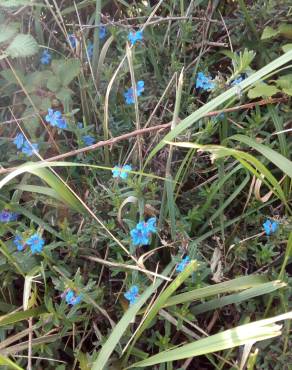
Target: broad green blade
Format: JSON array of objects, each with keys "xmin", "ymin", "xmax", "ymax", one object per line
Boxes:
[
  {"xmin": 129, "ymin": 312, "xmax": 292, "ymax": 368},
  {"xmin": 192, "ymin": 280, "xmax": 286, "ymax": 315},
  {"xmin": 229, "ymin": 134, "xmax": 292, "ymax": 178},
  {"xmin": 145, "ymin": 49, "xmax": 292, "ymax": 164},
  {"xmin": 0, "ymin": 306, "xmax": 46, "ymax": 327},
  {"xmin": 0, "ymin": 355, "xmax": 24, "ymax": 370},
  {"xmin": 91, "ymin": 263, "xmax": 174, "ymax": 370},
  {"xmin": 163, "ymin": 274, "xmax": 267, "ymax": 307},
  {"xmin": 124, "ymin": 261, "xmax": 199, "ymax": 364}
]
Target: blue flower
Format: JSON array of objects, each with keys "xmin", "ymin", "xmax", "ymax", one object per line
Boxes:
[
  {"xmin": 45, "ymin": 109, "xmax": 67, "ymax": 129},
  {"xmin": 99, "ymin": 25, "xmax": 106, "ymax": 40},
  {"xmin": 26, "ymin": 234, "xmax": 45, "ymax": 254},
  {"xmin": 13, "ymin": 132, "xmax": 38, "ymax": 156},
  {"xmin": 231, "ymin": 76, "xmax": 243, "ymax": 86},
  {"xmin": 68, "ymin": 33, "xmax": 77, "ymax": 48},
  {"xmin": 112, "ymin": 164, "xmax": 132, "ymax": 179},
  {"xmin": 138, "ymin": 217, "xmax": 157, "ymax": 234},
  {"xmin": 124, "ymin": 80, "xmax": 145, "ymax": 104},
  {"xmin": 21, "ymin": 141, "xmax": 39, "ymax": 157},
  {"xmin": 128, "ymin": 30, "xmax": 143, "ymax": 46},
  {"xmin": 13, "ymin": 133, "xmax": 25, "ymax": 149},
  {"xmin": 14, "ymin": 235, "xmax": 25, "ymax": 251},
  {"xmin": 82, "ymin": 135, "xmax": 95, "ymax": 146},
  {"xmin": 196, "ymin": 72, "xmax": 215, "ymax": 91},
  {"xmin": 263, "ymin": 219, "xmax": 279, "ymax": 236},
  {"xmin": 0, "ymin": 210, "xmax": 18, "ymax": 223},
  {"xmin": 130, "ymin": 227, "xmax": 150, "ymax": 246},
  {"xmin": 130, "ymin": 218, "xmax": 157, "ymax": 246},
  {"xmin": 40, "ymin": 50, "xmax": 52, "ymax": 65},
  {"xmin": 87, "ymin": 41, "xmax": 93, "ymax": 58},
  {"xmin": 124, "ymin": 285, "xmax": 139, "ymax": 305},
  {"xmin": 77, "ymin": 122, "xmax": 83, "ymax": 129},
  {"xmin": 176, "ymin": 256, "xmax": 190, "ymax": 272},
  {"xmin": 136, "ymin": 80, "xmax": 145, "ymax": 96},
  {"xmin": 64, "ymin": 289, "xmax": 82, "ymax": 306}
]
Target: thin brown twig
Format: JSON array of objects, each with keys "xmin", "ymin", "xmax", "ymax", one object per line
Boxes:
[{"xmin": 0, "ymin": 96, "xmax": 287, "ymax": 175}]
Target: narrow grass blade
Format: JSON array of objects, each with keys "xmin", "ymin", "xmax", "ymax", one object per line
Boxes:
[
  {"xmin": 0, "ymin": 355, "xmax": 24, "ymax": 370},
  {"xmin": 91, "ymin": 263, "xmax": 174, "ymax": 370},
  {"xmin": 124, "ymin": 261, "xmax": 199, "ymax": 363},
  {"xmin": 129, "ymin": 312, "xmax": 292, "ymax": 368},
  {"xmin": 145, "ymin": 49, "xmax": 292, "ymax": 164},
  {"xmin": 163, "ymin": 274, "xmax": 267, "ymax": 307},
  {"xmin": 167, "ymin": 142, "xmax": 287, "ymax": 204},
  {"xmin": 229, "ymin": 134, "xmax": 292, "ymax": 178},
  {"xmin": 0, "ymin": 240, "xmax": 25, "ymax": 277},
  {"xmin": 0, "ymin": 306, "xmax": 46, "ymax": 327},
  {"xmin": 192, "ymin": 280, "xmax": 286, "ymax": 315}
]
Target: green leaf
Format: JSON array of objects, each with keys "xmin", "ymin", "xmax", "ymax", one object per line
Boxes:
[
  {"xmin": 0, "ymin": 355, "xmax": 24, "ymax": 370},
  {"xmin": 129, "ymin": 312, "xmax": 292, "ymax": 368},
  {"xmin": 230, "ymin": 134, "xmax": 292, "ymax": 179},
  {"xmin": 164, "ymin": 274, "xmax": 267, "ymax": 307},
  {"xmin": 6, "ymin": 34, "xmax": 38, "ymax": 58},
  {"xmin": 0, "ymin": 0, "xmax": 32, "ymax": 7},
  {"xmin": 192, "ymin": 281, "xmax": 286, "ymax": 315},
  {"xmin": 0, "ymin": 306, "xmax": 46, "ymax": 327},
  {"xmin": 276, "ymin": 73, "xmax": 292, "ymax": 95},
  {"xmin": 56, "ymin": 87, "xmax": 73, "ymax": 103},
  {"xmin": 282, "ymin": 44, "xmax": 292, "ymax": 53},
  {"xmin": 278, "ymin": 23, "xmax": 292, "ymax": 40},
  {"xmin": 47, "ymin": 75, "xmax": 61, "ymax": 92},
  {"xmin": 145, "ymin": 49, "xmax": 292, "ymax": 165},
  {"xmin": 0, "ymin": 25, "xmax": 17, "ymax": 44},
  {"xmin": 261, "ymin": 26, "xmax": 279, "ymax": 40},
  {"xmin": 58, "ymin": 58, "xmax": 81, "ymax": 86},
  {"xmin": 247, "ymin": 83, "xmax": 280, "ymax": 98}
]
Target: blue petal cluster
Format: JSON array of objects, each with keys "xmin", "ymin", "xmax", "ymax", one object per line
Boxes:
[
  {"xmin": 176, "ymin": 256, "xmax": 190, "ymax": 272},
  {"xmin": 40, "ymin": 50, "xmax": 52, "ymax": 65},
  {"xmin": 124, "ymin": 285, "xmax": 139, "ymax": 305},
  {"xmin": 112, "ymin": 164, "xmax": 132, "ymax": 180},
  {"xmin": 87, "ymin": 41, "xmax": 93, "ymax": 58},
  {"xmin": 124, "ymin": 80, "xmax": 144, "ymax": 104},
  {"xmin": 263, "ymin": 219, "xmax": 279, "ymax": 236},
  {"xmin": 130, "ymin": 217, "xmax": 157, "ymax": 246},
  {"xmin": 68, "ymin": 33, "xmax": 77, "ymax": 48},
  {"xmin": 196, "ymin": 72, "xmax": 215, "ymax": 91},
  {"xmin": 82, "ymin": 135, "xmax": 96, "ymax": 146},
  {"xmin": 231, "ymin": 76, "xmax": 244, "ymax": 85},
  {"xmin": 13, "ymin": 235, "xmax": 25, "ymax": 251},
  {"xmin": 0, "ymin": 210, "xmax": 18, "ymax": 223},
  {"xmin": 64, "ymin": 289, "xmax": 82, "ymax": 306},
  {"xmin": 45, "ymin": 109, "xmax": 67, "ymax": 129},
  {"xmin": 14, "ymin": 233, "xmax": 45, "ymax": 254},
  {"xmin": 128, "ymin": 30, "xmax": 143, "ymax": 46},
  {"xmin": 99, "ymin": 25, "xmax": 106, "ymax": 40},
  {"xmin": 13, "ymin": 133, "xmax": 39, "ymax": 157}
]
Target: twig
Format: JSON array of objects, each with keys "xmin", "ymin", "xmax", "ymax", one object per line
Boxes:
[{"xmin": 0, "ymin": 97, "xmax": 287, "ymax": 175}]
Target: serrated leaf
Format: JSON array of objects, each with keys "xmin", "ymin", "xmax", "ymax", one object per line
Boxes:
[
  {"xmin": 278, "ymin": 23, "xmax": 292, "ymax": 40},
  {"xmin": 276, "ymin": 73, "xmax": 292, "ymax": 89},
  {"xmin": 0, "ymin": 25, "xmax": 17, "ymax": 44},
  {"xmin": 58, "ymin": 58, "xmax": 81, "ymax": 86},
  {"xmin": 1, "ymin": 68, "xmax": 25, "ymax": 84},
  {"xmin": 261, "ymin": 26, "xmax": 279, "ymax": 40},
  {"xmin": 282, "ymin": 44, "xmax": 292, "ymax": 53},
  {"xmin": 47, "ymin": 76, "xmax": 61, "ymax": 92},
  {"xmin": 0, "ymin": 0, "xmax": 32, "ymax": 7},
  {"xmin": 248, "ymin": 83, "xmax": 280, "ymax": 99},
  {"xmin": 6, "ymin": 34, "xmax": 38, "ymax": 58},
  {"xmin": 282, "ymin": 87, "xmax": 292, "ymax": 96},
  {"xmin": 56, "ymin": 87, "xmax": 73, "ymax": 103}
]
